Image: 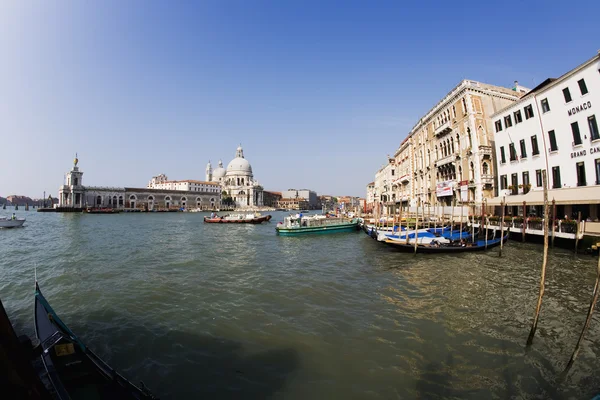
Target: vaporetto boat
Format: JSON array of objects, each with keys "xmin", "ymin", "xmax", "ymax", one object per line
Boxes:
[{"xmin": 276, "ymin": 215, "xmax": 359, "ymax": 236}]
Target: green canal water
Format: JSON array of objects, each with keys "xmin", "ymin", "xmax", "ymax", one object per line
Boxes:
[{"xmin": 1, "ymin": 209, "xmax": 599, "ymax": 399}]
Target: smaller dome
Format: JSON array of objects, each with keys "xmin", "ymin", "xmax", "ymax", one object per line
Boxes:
[{"xmin": 213, "ymin": 160, "xmax": 226, "ymax": 180}]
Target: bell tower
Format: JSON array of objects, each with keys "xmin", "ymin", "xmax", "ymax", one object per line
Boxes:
[{"xmin": 206, "ymin": 160, "xmax": 212, "ymax": 181}]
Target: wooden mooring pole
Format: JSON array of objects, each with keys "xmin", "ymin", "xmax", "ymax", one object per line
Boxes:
[
  {"xmin": 522, "ymin": 201, "xmax": 527, "ymax": 242},
  {"xmin": 499, "ymin": 198, "xmax": 505, "ymax": 257},
  {"xmin": 414, "ymin": 204, "xmax": 419, "ymax": 254},
  {"xmin": 459, "ymin": 204, "xmax": 463, "ymax": 240},
  {"xmin": 561, "ymin": 246, "xmax": 600, "ymax": 378},
  {"xmin": 527, "ymin": 170, "xmax": 549, "ymax": 346},
  {"xmin": 551, "ymin": 199, "xmax": 556, "ymax": 248},
  {"xmin": 575, "ymin": 211, "xmax": 581, "ymax": 254}
]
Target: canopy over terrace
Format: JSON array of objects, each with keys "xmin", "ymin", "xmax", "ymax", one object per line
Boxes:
[{"xmin": 487, "ymin": 186, "xmax": 600, "ymax": 206}]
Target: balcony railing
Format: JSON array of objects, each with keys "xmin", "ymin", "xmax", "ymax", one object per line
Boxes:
[
  {"xmin": 479, "ymin": 145, "xmax": 493, "ymax": 158},
  {"xmin": 434, "ymin": 120, "xmax": 452, "ymax": 136},
  {"xmin": 435, "ymin": 152, "xmax": 458, "ymax": 167},
  {"xmin": 481, "ymin": 174, "xmax": 494, "ymax": 185}
]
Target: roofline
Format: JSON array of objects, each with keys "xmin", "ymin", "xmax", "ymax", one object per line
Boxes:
[
  {"xmin": 408, "ymin": 80, "xmax": 520, "ymax": 135},
  {"xmin": 491, "ymin": 51, "xmax": 600, "ymax": 118}
]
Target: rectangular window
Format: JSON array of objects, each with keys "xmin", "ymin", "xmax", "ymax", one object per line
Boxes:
[
  {"xmin": 589, "ymin": 115, "xmax": 600, "ymax": 141},
  {"xmin": 511, "ymin": 173, "xmax": 518, "ymax": 194},
  {"xmin": 571, "ymin": 122, "xmax": 582, "ymax": 145},
  {"xmin": 578, "ymin": 78, "xmax": 589, "ymax": 95},
  {"xmin": 541, "ymin": 98, "xmax": 550, "ymax": 113},
  {"xmin": 596, "ymin": 159, "xmax": 600, "ymax": 185},
  {"xmin": 548, "ymin": 130, "xmax": 558, "ymax": 151},
  {"xmin": 495, "ymin": 120, "xmax": 503, "ymax": 132},
  {"xmin": 536, "ymin": 169, "xmax": 543, "ymax": 187},
  {"xmin": 514, "ymin": 110, "xmax": 523, "ymax": 124},
  {"xmin": 523, "ymin": 171, "xmax": 530, "ymax": 186},
  {"xmin": 576, "ymin": 162, "xmax": 587, "ymax": 186},
  {"xmin": 509, "ymin": 143, "xmax": 517, "ymax": 161},
  {"xmin": 524, "ymin": 104, "xmax": 534, "ymax": 119},
  {"xmin": 563, "ymin": 87, "xmax": 572, "ymax": 103},
  {"xmin": 504, "ymin": 115, "xmax": 513, "ymax": 128},
  {"xmin": 531, "ymin": 135, "xmax": 540, "ymax": 155},
  {"xmin": 552, "ymin": 166, "xmax": 561, "ymax": 189},
  {"xmin": 520, "ymin": 139, "xmax": 527, "ymax": 158},
  {"xmin": 500, "ymin": 146, "xmax": 506, "ymax": 163},
  {"xmin": 500, "ymin": 175, "xmax": 507, "ymax": 189}
]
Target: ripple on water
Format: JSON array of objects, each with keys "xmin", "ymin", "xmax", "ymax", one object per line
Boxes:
[{"xmin": 2, "ymin": 211, "xmax": 600, "ymax": 399}]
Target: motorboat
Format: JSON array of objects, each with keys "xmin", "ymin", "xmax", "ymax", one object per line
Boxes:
[{"xmin": 0, "ymin": 217, "xmax": 25, "ymax": 228}]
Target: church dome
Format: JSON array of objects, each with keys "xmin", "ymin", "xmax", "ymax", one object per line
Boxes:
[
  {"xmin": 226, "ymin": 145, "xmax": 252, "ymax": 175},
  {"xmin": 212, "ymin": 160, "xmax": 226, "ymax": 180},
  {"xmin": 226, "ymin": 157, "xmax": 252, "ymax": 174}
]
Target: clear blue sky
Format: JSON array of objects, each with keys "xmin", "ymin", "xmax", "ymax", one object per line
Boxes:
[{"xmin": 1, "ymin": 0, "xmax": 599, "ymax": 198}]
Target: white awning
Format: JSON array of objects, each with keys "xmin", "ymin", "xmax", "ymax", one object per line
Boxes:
[{"xmin": 486, "ymin": 186, "xmax": 600, "ymax": 206}]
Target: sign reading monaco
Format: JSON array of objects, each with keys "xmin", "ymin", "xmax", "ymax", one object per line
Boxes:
[{"xmin": 436, "ymin": 180, "xmax": 454, "ymax": 197}]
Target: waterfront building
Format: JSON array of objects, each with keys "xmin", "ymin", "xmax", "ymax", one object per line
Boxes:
[
  {"xmin": 263, "ymin": 191, "xmax": 282, "ymax": 208},
  {"xmin": 147, "ymin": 177, "xmax": 221, "ymax": 194},
  {"xmin": 371, "ymin": 80, "xmax": 523, "ymax": 213},
  {"xmin": 277, "ymin": 197, "xmax": 310, "ymax": 210},
  {"xmin": 365, "ymin": 182, "xmax": 375, "ymax": 213},
  {"xmin": 490, "ymin": 51, "xmax": 600, "ymax": 220},
  {"xmin": 280, "ymin": 189, "xmax": 318, "ymax": 209},
  {"xmin": 373, "ymin": 157, "xmax": 395, "ymax": 214},
  {"xmin": 58, "ymin": 156, "xmax": 221, "ymax": 210},
  {"xmin": 205, "ymin": 145, "xmax": 264, "ymax": 208}
]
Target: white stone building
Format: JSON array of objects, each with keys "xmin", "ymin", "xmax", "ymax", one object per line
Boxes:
[
  {"xmin": 58, "ymin": 156, "xmax": 221, "ymax": 210},
  {"xmin": 490, "ymin": 51, "xmax": 600, "ymax": 220},
  {"xmin": 147, "ymin": 176, "xmax": 221, "ymax": 194},
  {"xmin": 206, "ymin": 145, "xmax": 264, "ymax": 208}
]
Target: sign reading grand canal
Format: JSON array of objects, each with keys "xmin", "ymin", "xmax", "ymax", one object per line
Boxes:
[
  {"xmin": 567, "ymin": 100, "xmax": 592, "ymax": 116},
  {"xmin": 571, "ymin": 145, "xmax": 600, "ymax": 158}
]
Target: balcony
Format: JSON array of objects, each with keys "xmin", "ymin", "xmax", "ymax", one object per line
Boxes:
[
  {"xmin": 434, "ymin": 120, "xmax": 452, "ymax": 137},
  {"xmin": 479, "ymin": 145, "xmax": 493, "ymax": 158},
  {"xmin": 481, "ymin": 174, "xmax": 494, "ymax": 185},
  {"xmin": 435, "ymin": 152, "xmax": 458, "ymax": 167},
  {"xmin": 399, "ymin": 174, "xmax": 410, "ymax": 184}
]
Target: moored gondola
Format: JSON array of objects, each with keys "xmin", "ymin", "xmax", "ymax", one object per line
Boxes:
[
  {"xmin": 34, "ymin": 282, "xmax": 157, "ymax": 399},
  {"xmin": 384, "ymin": 233, "xmax": 508, "ymax": 253}
]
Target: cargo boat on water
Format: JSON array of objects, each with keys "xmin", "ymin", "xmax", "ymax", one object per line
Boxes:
[{"xmin": 276, "ymin": 215, "xmax": 359, "ymax": 236}]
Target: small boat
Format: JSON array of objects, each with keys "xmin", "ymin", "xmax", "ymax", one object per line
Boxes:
[
  {"xmin": 0, "ymin": 217, "xmax": 25, "ymax": 228},
  {"xmin": 384, "ymin": 233, "xmax": 508, "ymax": 253},
  {"xmin": 34, "ymin": 282, "xmax": 157, "ymax": 399},
  {"xmin": 203, "ymin": 213, "xmax": 272, "ymax": 224},
  {"xmin": 276, "ymin": 215, "xmax": 359, "ymax": 236}
]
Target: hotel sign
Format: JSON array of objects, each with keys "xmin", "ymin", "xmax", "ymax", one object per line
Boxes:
[
  {"xmin": 571, "ymin": 146, "xmax": 600, "ymax": 159},
  {"xmin": 567, "ymin": 101, "xmax": 592, "ymax": 117},
  {"xmin": 436, "ymin": 180, "xmax": 454, "ymax": 197}
]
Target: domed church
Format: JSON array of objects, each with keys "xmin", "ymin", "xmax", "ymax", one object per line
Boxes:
[{"xmin": 206, "ymin": 145, "xmax": 264, "ymax": 208}]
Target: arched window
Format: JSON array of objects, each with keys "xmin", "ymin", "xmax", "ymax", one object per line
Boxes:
[
  {"xmin": 470, "ymin": 162, "xmax": 474, "ymax": 180},
  {"xmin": 459, "ymin": 166, "xmax": 462, "ymax": 180},
  {"xmin": 450, "ymin": 137, "xmax": 454, "ymax": 154},
  {"xmin": 96, "ymin": 195, "xmax": 102, "ymax": 205},
  {"xmin": 129, "ymin": 195, "xmax": 136, "ymax": 200},
  {"xmin": 482, "ymin": 162, "xmax": 489, "ymax": 175},
  {"xmin": 456, "ymin": 133, "xmax": 460, "ymax": 149},
  {"xmin": 467, "ymin": 127, "xmax": 472, "ymax": 148},
  {"xmin": 118, "ymin": 196, "xmax": 123, "ymax": 206},
  {"xmin": 148, "ymin": 196, "xmax": 154, "ymax": 200}
]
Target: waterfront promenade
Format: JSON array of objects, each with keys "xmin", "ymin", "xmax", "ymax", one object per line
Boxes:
[{"xmin": 2, "ymin": 209, "xmax": 600, "ymax": 399}]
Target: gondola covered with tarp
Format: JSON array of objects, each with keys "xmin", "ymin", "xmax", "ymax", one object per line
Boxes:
[
  {"xmin": 34, "ymin": 282, "xmax": 157, "ymax": 399},
  {"xmin": 384, "ymin": 233, "xmax": 509, "ymax": 253}
]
